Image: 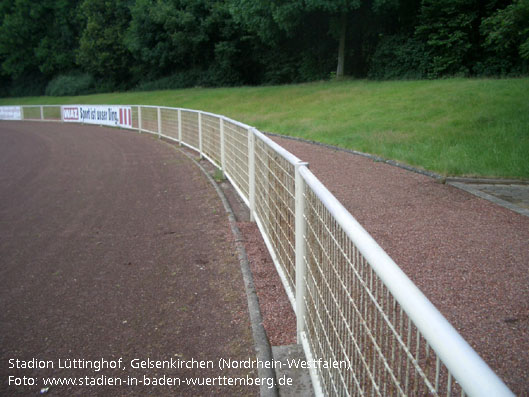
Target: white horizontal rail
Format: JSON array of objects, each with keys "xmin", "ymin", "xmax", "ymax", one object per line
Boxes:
[{"xmin": 253, "ymin": 128, "xmax": 303, "ymax": 166}]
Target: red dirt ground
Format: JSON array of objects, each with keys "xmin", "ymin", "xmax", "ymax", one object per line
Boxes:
[
  {"xmin": 0, "ymin": 121, "xmax": 258, "ymax": 396},
  {"xmin": 270, "ymin": 135, "xmax": 529, "ymax": 396}
]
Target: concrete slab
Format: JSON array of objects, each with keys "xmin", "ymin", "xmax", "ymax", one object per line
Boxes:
[
  {"xmin": 272, "ymin": 345, "xmax": 314, "ymax": 397},
  {"xmin": 473, "ymin": 184, "xmax": 529, "ymax": 210},
  {"xmin": 448, "ymin": 182, "xmax": 529, "ymax": 217}
]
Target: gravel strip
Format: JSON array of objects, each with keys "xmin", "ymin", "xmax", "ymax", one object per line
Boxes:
[
  {"xmin": 176, "ymin": 148, "xmax": 279, "ymax": 397},
  {"xmin": 269, "ymin": 135, "xmax": 529, "ymax": 395},
  {"xmin": 237, "ymin": 221, "xmax": 297, "ymax": 347}
]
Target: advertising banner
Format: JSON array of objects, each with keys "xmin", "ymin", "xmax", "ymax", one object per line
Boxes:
[
  {"xmin": 62, "ymin": 105, "xmax": 132, "ymax": 128},
  {"xmin": 0, "ymin": 106, "xmax": 22, "ymax": 120}
]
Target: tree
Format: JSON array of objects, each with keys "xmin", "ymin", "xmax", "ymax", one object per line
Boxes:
[
  {"xmin": 126, "ymin": 0, "xmax": 258, "ymax": 87},
  {"xmin": 0, "ymin": 0, "xmax": 82, "ymax": 95},
  {"xmin": 305, "ymin": 0, "xmax": 362, "ymax": 77},
  {"xmin": 126, "ymin": 0, "xmax": 211, "ymax": 78},
  {"xmin": 0, "ymin": 0, "xmax": 46, "ymax": 82},
  {"xmin": 76, "ymin": 0, "xmax": 133, "ymax": 87},
  {"xmin": 415, "ymin": 0, "xmax": 478, "ymax": 77},
  {"xmin": 35, "ymin": 0, "xmax": 83, "ymax": 78},
  {"xmin": 481, "ymin": 0, "xmax": 529, "ymax": 74},
  {"xmin": 230, "ymin": 0, "xmax": 368, "ymax": 79}
]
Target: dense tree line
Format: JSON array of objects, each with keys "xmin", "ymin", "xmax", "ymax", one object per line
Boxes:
[{"xmin": 0, "ymin": 0, "xmax": 527, "ymax": 96}]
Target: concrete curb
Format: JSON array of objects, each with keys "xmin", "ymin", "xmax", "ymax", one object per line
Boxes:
[
  {"xmin": 176, "ymin": 147, "xmax": 279, "ymax": 397},
  {"xmin": 446, "ymin": 177, "xmax": 529, "ymax": 185}
]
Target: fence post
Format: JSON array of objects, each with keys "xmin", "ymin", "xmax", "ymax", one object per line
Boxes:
[
  {"xmin": 157, "ymin": 107, "xmax": 162, "ymax": 139},
  {"xmin": 138, "ymin": 106, "xmax": 142, "ymax": 133},
  {"xmin": 178, "ymin": 109, "xmax": 182, "ymax": 146},
  {"xmin": 248, "ymin": 128, "xmax": 257, "ymax": 222},
  {"xmin": 220, "ymin": 118, "xmax": 226, "ymax": 171},
  {"xmin": 198, "ymin": 112, "xmax": 203, "ymax": 159},
  {"xmin": 40, "ymin": 106, "xmax": 44, "ymax": 120},
  {"xmin": 295, "ymin": 162, "xmax": 309, "ymax": 342}
]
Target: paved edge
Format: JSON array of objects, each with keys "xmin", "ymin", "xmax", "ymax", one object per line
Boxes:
[
  {"xmin": 448, "ymin": 182, "xmax": 529, "ymax": 218},
  {"xmin": 271, "ymin": 345, "xmax": 314, "ymax": 397},
  {"xmin": 445, "ymin": 177, "xmax": 529, "ymax": 185},
  {"xmin": 172, "ymin": 144, "xmax": 279, "ymax": 397}
]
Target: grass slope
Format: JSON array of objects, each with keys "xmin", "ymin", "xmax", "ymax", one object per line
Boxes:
[{"xmin": 2, "ymin": 78, "xmax": 528, "ymax": 178}]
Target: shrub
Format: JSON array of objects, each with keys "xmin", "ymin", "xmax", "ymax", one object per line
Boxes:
[
  {"xmin": 134, "ymin": 70, "xmax": 205, "ymax": 91},
  {"xmin": 479, "ymin": 0, "xmax": 529, "ymax": 76},
  {"xmin": 45, "ymin": 73, "xmax": 95, "ymax": 96},
  {"xmin": 368, "ymin": 35, "xmax": 430, "ymax": 80},
  {"xmin": 2, "ymin": 73, "xmax": 48, "ymax": 97}
]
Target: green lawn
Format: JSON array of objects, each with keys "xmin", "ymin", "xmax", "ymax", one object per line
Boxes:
[{"xmin": 2, "ymin": 78, "xmax": 528, "ymax": 179}]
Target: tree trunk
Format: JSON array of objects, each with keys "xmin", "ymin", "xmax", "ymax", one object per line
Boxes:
[{"xmin": 336, "ymin": 11, "xmax": 347, "ymax": 78}]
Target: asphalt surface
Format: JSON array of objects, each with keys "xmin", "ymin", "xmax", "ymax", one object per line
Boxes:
[{"xmin": 0, "ymin": 121, "xmax": 258, "ymax": 396}]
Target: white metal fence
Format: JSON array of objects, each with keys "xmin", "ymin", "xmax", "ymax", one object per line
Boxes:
[{"xmin": 2, "ymin": 104, "xmax": 513, "ymax": 396}]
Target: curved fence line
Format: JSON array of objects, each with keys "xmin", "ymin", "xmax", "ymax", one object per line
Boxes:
[{"xmin": 1, "ymin": 105, "xmax": 513, "ymax": 396}]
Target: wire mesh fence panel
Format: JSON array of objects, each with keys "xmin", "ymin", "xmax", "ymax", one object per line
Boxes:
[
  {"xmin": 131, "ymin": 106, "xmax": 139, "ymax": 129},
  {"xmin": 254, "ymin": 134, "xmax": 297, "ymax": 296},
  {"xmin": 223, "ymin": 119, "xmax": 249, "ymax": 201},
  {"xmin": 42, "ymin": 106, "xmax": 61, "ymax": 120},
  {"xmin": 181, "ymin": 110, "xmax": 200, "ymax": 150},
  {"xmin": 302, "ymin": 182, "xmax": 465, "ymax": 397},
  {"xmin": 22, "ymin": 106, "xmax": 42, "ymax": 120},
  {"xmin": 201, "ymin": 113, "xmax": 221, "ymax": 167},
  {"xmin": 160, "ymin": 107, "xmax": 179, "ymax": 141},
  {"xmin": 140, "ymin": 106, "xmax": 158, "ymax": 134}
]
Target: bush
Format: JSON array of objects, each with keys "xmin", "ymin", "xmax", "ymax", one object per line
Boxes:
[
  {"xmin": 134, "ymin": 70, "xmax": 206, "ymax": 91},
  {"xmin": 413, "ymin": 0, "xmax": 477, "ymax": 78},
  {"xmin": 45, "ymin": 73, "xmax": 95, "ymax": 96},
  {"xmin": 479, "ymin": 0, "xmax": 529, "ymax": 76},
  {"xmin": 2, "ymin": 73, "xmax": 48, "ymax": 97},
  {"xmin": 368, "ymin": 35, "xmax": 430, "ymax": 80}
]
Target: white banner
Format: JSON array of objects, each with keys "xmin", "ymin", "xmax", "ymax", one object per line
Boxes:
[
  {"xmin": 0, "ymin": 106, "xmax": 22, "ymax": 120},
  {"xmin": 62, "ymin": 105, "xmax": 132, "ymax": 128}
]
